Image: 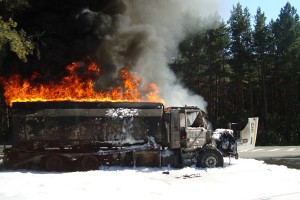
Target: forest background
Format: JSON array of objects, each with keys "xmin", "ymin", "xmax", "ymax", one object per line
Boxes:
[{"xmin": 0, "ymin": 0, "xmax": 300, "ymax": 145}]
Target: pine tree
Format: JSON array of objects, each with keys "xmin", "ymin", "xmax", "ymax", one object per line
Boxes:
[
  {"xmin": 227, "ymin": 3, "xmax": 253, "ymax": 121},
  {"xmin": 203, "ymin": 20, "xmax": 230, "ymax": 126},
  {"xmin": 271, "ymin": 2, "xmax": 300, "ymax": 144}
]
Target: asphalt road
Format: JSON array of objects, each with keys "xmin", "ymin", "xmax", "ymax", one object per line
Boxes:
[
  {"xmin": 239, "ymin": 146, "xmax": 300, "ymax": 159},
  {"xmin": 239, "ymin": 146, "xmax": 300, "ymax": 169}
]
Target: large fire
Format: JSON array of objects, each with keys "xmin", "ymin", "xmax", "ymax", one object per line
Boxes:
[{"xmin": 1, "ymin": 60, "xmax": 164, "ymax": 106}]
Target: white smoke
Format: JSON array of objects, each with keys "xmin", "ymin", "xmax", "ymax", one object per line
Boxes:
[{"xmin": 120, "ymin": 0, "xmax": 221, "ymax": 111}]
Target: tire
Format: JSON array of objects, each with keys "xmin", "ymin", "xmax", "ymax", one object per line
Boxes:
[
  {"xmin": 81, "ymin": 156, "xmax": 100, "ymax": 171},
  {"xmin": 43, "ymin": 155, "xmax": 64, "ymax": 171},
  {"xmin": 196, "ymin": 149, "xmax": 224, "ymax": 168}
]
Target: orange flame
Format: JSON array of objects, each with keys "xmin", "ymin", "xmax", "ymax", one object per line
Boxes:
[{"xmin": 1, "ymin": 61, "xmax": 164, "ymax": 106}]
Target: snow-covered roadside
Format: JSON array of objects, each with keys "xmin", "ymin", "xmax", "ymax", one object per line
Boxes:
[{"xmin": 0, "ymin": 158, "xmax": 299, "ymax": 200}]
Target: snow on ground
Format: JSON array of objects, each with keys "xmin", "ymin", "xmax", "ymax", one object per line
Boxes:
[{"xmin": 0, "ymin": 158, "xmax": 300, "ymax": 200}]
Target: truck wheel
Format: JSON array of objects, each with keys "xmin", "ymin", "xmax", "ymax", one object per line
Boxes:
[
  {"xmin": 81, "ymin": 156, "xmax": 99, "ymax": 171},
  {"xmin": 43, "ymin": 156, "xmax": 64, "ymax": 171},
  {"xmin": 196, "ymin": 149, "xmax": 224, "ymax": 168}
]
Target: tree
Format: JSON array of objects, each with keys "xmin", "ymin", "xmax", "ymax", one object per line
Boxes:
[
  {"xmin": 270, "ymin": 2, "xmax": 300, "ymax": 144},
  {"xmin": 203, "ymin": 20, "xmax": 230, "ymax": 126},
  {"xmin": 0, "ymin": 16, "xmax": 34, "ymax": 62},
  {"xmin": 227, "ymin": 3, "xmax": 253, "ymax": 120},
  {"xmin": 253, "ymin": 8, "xmax": 269, "ymax": 125}
]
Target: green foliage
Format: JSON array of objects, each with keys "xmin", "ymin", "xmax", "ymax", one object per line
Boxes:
[
  {"xmin": 0, "ymin": 16, "xmax": 33, "ymax": 62},
  {"xmin": 289, "ymin": 37, "xmax": 300, "ymax": 56},
  {"xmin": 253, "ymin": 8, "xmax": 269, "ymax": 55}
]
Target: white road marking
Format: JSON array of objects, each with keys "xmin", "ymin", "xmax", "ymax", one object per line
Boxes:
[
  {"xmin": 251, "ymin": 149, "xmax": 264, "ymax": 152},
  {"xmin": 268, "ymin": 148, "xmax": 280, "ymax": 152},
  {"xmin": 286, "ymin": 148, "xmax": 296, "ymax": 152}
]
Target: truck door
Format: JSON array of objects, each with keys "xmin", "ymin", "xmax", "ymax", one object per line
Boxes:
[{"xmin": 184, "ymin": 110, "xmax": 207, "ymax": 149}]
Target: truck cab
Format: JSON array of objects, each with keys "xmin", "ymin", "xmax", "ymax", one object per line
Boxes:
[
  {"xmin": 164, "ymin": 106, "xmax": 210, "ymax": 150},
  {"xmin": 163, "ymin": 106, "xmax": 242, "ymax": 168}
]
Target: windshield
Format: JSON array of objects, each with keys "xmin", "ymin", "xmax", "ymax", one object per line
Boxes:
[{"xmin": 186, "ymin": 111, "xmax": 206, "ymax": 128}]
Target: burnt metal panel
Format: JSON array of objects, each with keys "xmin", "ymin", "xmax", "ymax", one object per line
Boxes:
[
  {"xmin": 185, "ymin": 127, "xmax": 207, "ymax": 149},
  {"xmin": 169, "ymin": 109, "xmax": 180, "ymax": 149},
  {"xmin": 11, "ymin": 101, "xmax": 164, "ymax": 147},
  {"xmin": 12, "ymin": 101, "xmax": 164, "ymax": 109},
  {"xmin": 12, "ymin": 108, "xmax": 162, "ymax": 117}
]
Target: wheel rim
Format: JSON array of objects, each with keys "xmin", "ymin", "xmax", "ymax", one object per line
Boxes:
[
  {"xmin": 204, "ymin": 155, "xmax": 217, "ymax": 167},
  {"xmin": 81, "ymin": 156, "xmax": 99, "ymax": 171},
  {"xmin": 45, "ymin": 156, "xmax": 63, "ymax": 171}
]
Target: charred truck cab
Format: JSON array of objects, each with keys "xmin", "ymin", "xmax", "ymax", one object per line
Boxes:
[
  {"xmin": 162, "ymin": 106, "xmax": 225, "ymax": 168},
  {"xmin": 3, "ymin": 102, "xmax": 238, "ymax": 171}
]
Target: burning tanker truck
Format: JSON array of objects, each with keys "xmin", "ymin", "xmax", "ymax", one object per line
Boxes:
[{"xmin": 2, "ymin": 101, "xmax": 249, "ymax": 171}]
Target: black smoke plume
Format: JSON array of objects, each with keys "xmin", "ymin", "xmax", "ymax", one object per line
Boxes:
[{"xmin": 1, "ymin": 0, "xmax": 221, "ymax": 110}]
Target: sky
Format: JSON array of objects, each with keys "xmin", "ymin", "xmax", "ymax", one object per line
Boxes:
[
  {"xmin": 220, "ymin": 0, "xmax": 300, "ymax": 23},
  {"xmin": 0, "ymin": 159, "xmax": 299, "ymax": 200}
]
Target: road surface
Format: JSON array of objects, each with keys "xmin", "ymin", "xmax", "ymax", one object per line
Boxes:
[
  {"xmin": 239, "ymin": 146, "xmax": 300, "ymax": 159},
  {"xmin": 239, "ymin": 146, "xmax": 300, "ymax": 169}
]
